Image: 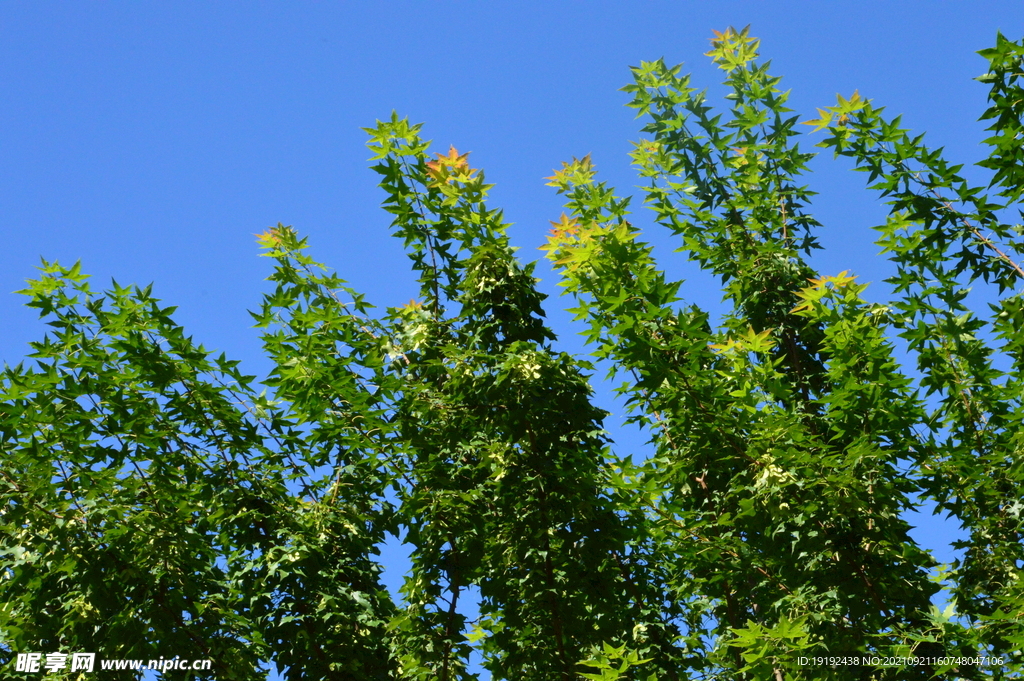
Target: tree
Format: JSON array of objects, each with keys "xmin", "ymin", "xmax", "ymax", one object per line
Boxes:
[{"xmin": 2, "ymin": 26, "xmax": 1022, "ymax": 681}]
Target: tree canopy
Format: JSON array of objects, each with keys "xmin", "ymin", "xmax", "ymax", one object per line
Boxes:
[{"xmin": 2, "ymin": 27, "xmax": 1023, "ymax": 681}]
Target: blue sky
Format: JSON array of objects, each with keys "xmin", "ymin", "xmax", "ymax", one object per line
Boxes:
[{"xmin": 2, "ymin": 0, "xmax": 1020, "ymax": 673}]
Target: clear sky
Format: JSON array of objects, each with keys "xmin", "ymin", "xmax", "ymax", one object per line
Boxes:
[{"xmin": 2, "ymin": 0, "xmax": 1020, "ymax": 671}]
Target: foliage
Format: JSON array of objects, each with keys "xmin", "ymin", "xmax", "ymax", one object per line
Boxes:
[{"xmin": 2, "ymin": 26, "xmax": 1023, "ymax": 681}]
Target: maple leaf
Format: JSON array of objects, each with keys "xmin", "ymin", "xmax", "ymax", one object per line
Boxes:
[
  {"xmin": 255, "ymin": 225, "xmax": 291, "ymax": 249},
  {"xmin": 548, "ymin": 213, "xmax": 580, "ymax": 239},
  {"xmin": 543, "ymin": 168, "xmax": 566, "ymax": 186},
  {"xmin": 426, "ymin": 145, "xmax": 472, "ymax": 182},
  {"xmin": 836, "ymin": 90, "xmax": 862, "ymax": 108},
  {"xmin": 805, "ymin": 275, "xmax": 827, "ymax": 289},
  {"xmin": 541, "ymin": 214, "xmax": 583, "ymax": 257},
  {"xmin": 801, "ymin": 107, "xmax": 834, "ymax": 131},
  {"xmin": 830, "ymin": 270, "xmax": 857, "ymax": 287},
  {"xmin": 709, "ymin": 338, "xmax": 741, "ymax": 353},
  {"xmin": 545, "ymin": 154, "xmax": 594, "ymax": 187},
  {"xmin": 255, "ymin": 227, "xmax": 280, "ymax": 246},
  {"xmin": 435, "ymin": 145, "xmax": 469, "ymax": 170},
  {"xmin": 706, "ymin": 25, "xmax": 757, "ymax": 57},
  {"xmin": 807, "ymin": 270, "xmax": 856, "ymax": 290}
]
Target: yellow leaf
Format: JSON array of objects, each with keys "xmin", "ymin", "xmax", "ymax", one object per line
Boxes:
[
  {"xmin": 254, "ymin": 228, "xmax": 281, "ymax": 247},
  {"xmin": 427, "ymin": 145, "xmax": 473, "ymax": 184},
  {"xmin": 548, "ymin": 213, "xmax": 581, "ymax": 241},
  {"xmin": 835, "ymin": 90, "xmax": 867, "ymax": 114},
  {"xmin": 545, "ymin": 154, "xmax": 595, "ymax": 187},
  {"xmin": 831, "ymin": 270, "xmax": 857, "ymax": 286},
  {"xmin": 801, "ymin": 108, "xmax": 834, "ymax": 131},
  {"xmin": 790, "ymin": 302, "xmax": 812, "ymax": 314},
  {"xmin": 437, "ymin": 145, "xmax": 469, "ymax": 170}
]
